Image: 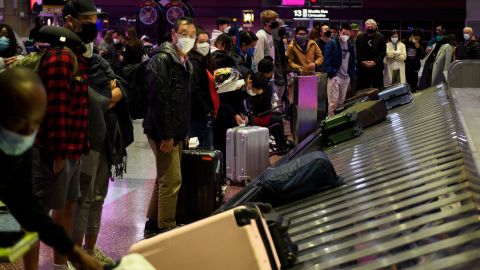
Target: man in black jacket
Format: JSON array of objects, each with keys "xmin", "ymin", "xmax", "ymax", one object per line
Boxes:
[
  {"xmin": 142, "ymin": 17, "xmax": 195, "ymax": 238},
  {"xmin": 455, "ymin": 27, "xmax": 480, "ymax": 60},
  {"xmin": 355, "ymin": 19, "xmax": 386, "ymax": 90},
  {"xmin": 0, "ymin": 68, "xmax": 101, "ymax": 270}
]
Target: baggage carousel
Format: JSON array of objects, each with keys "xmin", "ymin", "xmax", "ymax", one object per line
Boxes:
[{"xmin": 220, "ymin": 61, "xmax": 480, "ymax": 269}]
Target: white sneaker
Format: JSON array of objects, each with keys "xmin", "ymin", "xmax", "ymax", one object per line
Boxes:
[{"xmin": 67, "ymin": 261, "xmax": 76, "ymax": 270}]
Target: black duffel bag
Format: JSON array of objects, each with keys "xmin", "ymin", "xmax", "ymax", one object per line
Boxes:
[{"xmin": 260, "ymin": 151, "xmax": 344, "ymax": 206}]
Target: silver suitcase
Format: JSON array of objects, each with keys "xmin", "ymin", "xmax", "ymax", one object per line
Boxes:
[{"xmin": 226, "ymin": 126, "xmax": 270, "ymax": 184}]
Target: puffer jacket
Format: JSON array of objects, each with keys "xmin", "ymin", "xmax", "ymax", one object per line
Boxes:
[{"xmin": 143, "ymin": 42, "xmax": 192, "ymax": 141}]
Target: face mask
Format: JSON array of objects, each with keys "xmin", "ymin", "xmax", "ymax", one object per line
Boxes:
[
  {"xmin": 195, "ymin": 42, "xmax": 210, "ymax": 56},
  {"xmin": 436, "ymin": 35, "xmax": 443, "ymax": 42},
  {"xmin": 340, "ymin": 35, "xmax": 349, "ymax": 42},
  {"xmin": 278, "ymin": 28, "xmax": 286, "ymax": 38},
  {"xmin": 0, "ymin": 36, "xmax": 10, "ymax": 51},
  {"xmin": 247, "ymin": 47, "xmax": 255, "ymax": 56},
  {"xmin": 113, "ymin": 38, "xmax": 120, "ymax": 45},
  {"xmin": 83, "ymin": 42, "xmax": 94, "ymax": 58},
  {"xmin": 367, "ymin": 28, "xmax": 376, "ymax": 35},
  {"xmin": 391, "ymin": 37, "xmax": 398, "ymax": 43},
  {"xmin": 0, "ymin": 125, "xmax": 37, "ymax": 156},
  {"xmin": 296, "ymin": 36, "xmax": 308, "ymax": 46},
  {"xmin": 176, "ymin": 35, "xmax": 196, "ymax": 54},
  {"xmin": 324, "ymin": 30, "xmax": 332, "ymax": 38},
  {"xmin": 77, "ymin": 23, "xmax": 98, "ymax": 44},
  {"xmin": 464, "ymin": 33, "xmax": 471, "ymax": 41},
  {"xmin": 247, "ymin": 88, "xmax": 257, "ymax": 96},
  {"xmin": 269, "ymin": 21, "xmax": 279, "ymax": 30},
  {"xmin": 224, "ymin": 26, "xmax": 231, "ymax": 34}
]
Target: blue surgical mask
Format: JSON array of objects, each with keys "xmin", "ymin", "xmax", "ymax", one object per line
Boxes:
[
  {"xmin": 0, "ymin": 36, "xmax": 10, "ymax": 51},
  {"xmin": 247, "ymin": 47, "xmax": 255, "ymax": 57},
  {"xmin": 0, "ymin": 125, "xmax": 37, "ymax": 156}
]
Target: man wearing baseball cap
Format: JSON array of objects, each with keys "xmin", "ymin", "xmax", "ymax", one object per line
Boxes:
[{"xmin": 28, "ymin": 0, "xmax": 104, "ymax": 269}]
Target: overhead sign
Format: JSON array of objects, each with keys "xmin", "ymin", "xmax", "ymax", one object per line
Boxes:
[{"xmin": 293, "ymin": 9, "xmax": 329, "ymax": 20}]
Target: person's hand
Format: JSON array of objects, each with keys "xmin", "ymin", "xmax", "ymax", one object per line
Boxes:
[
  {"xmin": 235, "ymin": 114, "xmax": 247, "ymax": 126},
  {"xmin": 53, "ymin": 160, "xmax": 66, "ymax": 174},
  {"xmin": 110, "ymin": 79, "xmax": 117, "ymax": 90},
  {"xmin": 67, "ymin": 245, "xmax": 103, "ymax": 270},
  {"xmin": 160, "ymin": 139, "xmax": 174, "ymax": 154},
  {"xmin": 361, "ymin": 61, "xmax": 369, "ymax": 67},
  {"xmin": 239, "ymin": 113, "xmax": 248, "ymax": 125},
  {"xmin": 307, "ymin": 63, "xmax": 316, "ymax": 71},
  {"xmin": 5, "ymin": 56, "xmax": 17, "ymax": 66}
]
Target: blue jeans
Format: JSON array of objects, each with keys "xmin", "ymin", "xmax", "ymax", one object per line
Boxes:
[{"xmin": 189, "ymin": 116, "xmax": 214, "ymax": 149}]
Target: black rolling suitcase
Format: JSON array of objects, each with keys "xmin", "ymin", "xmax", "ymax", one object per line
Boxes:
[{"xmin": 176, "ymin": 149, "xmax": 224, "ymax": 224}]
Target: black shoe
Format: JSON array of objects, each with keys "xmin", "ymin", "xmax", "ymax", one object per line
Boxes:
[{"xmin": 144, "ymin": 227, "xmax": 173, "ymax": 239}]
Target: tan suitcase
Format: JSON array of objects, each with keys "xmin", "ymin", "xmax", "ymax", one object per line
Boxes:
[{"xmin": 128, "ymin": 205, "xmax": 281, "ymax": 270}]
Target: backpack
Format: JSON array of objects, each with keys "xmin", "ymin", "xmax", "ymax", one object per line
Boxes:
[
  {"xmin": 122, "ymin": 51, "xmax": 174, "ymax": 120},
  {"xmin": 11, "ymin": 26, "xmax": 81, "ymax": 75},
  {"xmin": 10, "ymin": 46, "xmax": 78, "ymax": 75}
]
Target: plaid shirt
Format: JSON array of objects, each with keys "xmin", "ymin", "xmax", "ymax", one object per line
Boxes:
[{"xmin": 36, "ymin": 48, "xmax": 89, "ymax": 161}]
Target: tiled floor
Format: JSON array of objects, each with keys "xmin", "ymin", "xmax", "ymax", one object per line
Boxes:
[{"xmin": 1, "ymin": 119, "xmax": 291, "ymax": 269}]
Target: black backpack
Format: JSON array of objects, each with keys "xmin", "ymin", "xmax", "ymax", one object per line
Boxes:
[{"xmin": 122, "ymin": 52, "xmax": 174, "ymax": 120}]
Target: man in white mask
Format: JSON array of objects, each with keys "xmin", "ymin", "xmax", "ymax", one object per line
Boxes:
[
  {"xmin": 323, "ymin": 24, "xmax": 356, "ymax": 117},
  {"xmin": 142, "ymin": 17, "xmax": 196, "ymax": 238}
]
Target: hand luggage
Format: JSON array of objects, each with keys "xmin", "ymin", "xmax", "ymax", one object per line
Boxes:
[
  {"xmin": 263, "ymin": 209, "xmax": 298, "ymax": 268},
  {"xmin": 128, "ymin": 204, "xmax": 282, "ymax": 270},
  {"xmin": 176, "ymin": 149, "xmax": 224, "ymax": 224},
  {"xmin": 342, "ymin": 87, "xmax": 379, "ymax": 109},
  {"xmin": 321, "ymin": 112, "xmax": 363, "ymax": 146},
  {"xmin": 378, "ymin": 83, "xmax": 413, "ymax": 109},
  {"xmin": 341, "ymin": 100, "xmax": 388, "ymax": 128},
  {"xmin": 261, "ymin": 151, "xmax": 344, "ymax": 206},
  {"xmin": 226, "ymin": 126, "xmax": 270, "ymax": 184}
]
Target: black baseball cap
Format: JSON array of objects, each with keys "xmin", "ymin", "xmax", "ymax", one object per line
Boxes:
[{"xmin": 63, "ymin": 0, "xmax": 107, "ymax": 18}]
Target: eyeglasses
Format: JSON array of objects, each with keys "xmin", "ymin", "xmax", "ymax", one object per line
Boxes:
[{"xmin": 177, "ymin": 33, "xmax": 197, "ymax": 40}]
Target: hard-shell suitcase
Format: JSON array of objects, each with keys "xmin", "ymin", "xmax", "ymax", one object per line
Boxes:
[
  {"xmin": 226, "ymin": 126, "xmax": 270, "ymax": 184},
  {"xmin": 378, "ymin": 83, "xmax": 413, "ymax": 109},
  {"xmin": 128, "ymin": 204, "xmax": 282, "ymax": 270},
  {"xmin": 321, "ymin": 112, "xmax": 363, "ymax": 146},
  {"xmin": 342, "ymin": 100, "xmax": 388, "ymax": 128},
  {"xmin": 176, "ymin": 149, "xmax": 223, "ymax": 224}
]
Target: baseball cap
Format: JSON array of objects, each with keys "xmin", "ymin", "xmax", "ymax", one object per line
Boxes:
[
  {"xmin": 63, "ymin": 0, "xmax": 107, "ymax": 18},
  {"xmin": 350, "ymin": 23, "xmax": 360, "ymax": 31}
]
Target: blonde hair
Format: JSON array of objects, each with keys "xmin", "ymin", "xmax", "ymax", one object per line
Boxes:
[
  {"xmin": 464, "ymin": 27, "xmax": 474, "ymax": 34},
  {"xmin": 365, "ymin": 19, "xmax": 377, "ymax": 27},
  {"xmin": 260, "ymin": 10, "xmax": 279, "ymax": 25}
]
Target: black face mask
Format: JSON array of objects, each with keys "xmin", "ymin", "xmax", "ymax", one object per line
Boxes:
[
  {"xmin": 77, "ymin": 23, "xmax": 98, "ymax": 43},
  {"xmin": 367, "ymin": 28, "xmax": 376, "ymax": 35},
  {"xmin": 269, "ymin": 21, "xmax": 279, "ymax": 30},
  {"xmin": 324, "ymin": 30, "xmax": 332, "ymax": 38},
  {"xmin": 278, "ymin": 28, "xmax": 286, "ymax": 38}
]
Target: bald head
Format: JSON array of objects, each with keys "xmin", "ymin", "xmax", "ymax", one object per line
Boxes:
[{"xmin": 0, "ymin": 67, "xmax": 47, "ymax": 135}]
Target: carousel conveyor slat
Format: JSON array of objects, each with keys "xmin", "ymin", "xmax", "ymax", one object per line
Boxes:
[{"xmin": 278, "ymin": 85, "xmax": 480, "ymax": 269}]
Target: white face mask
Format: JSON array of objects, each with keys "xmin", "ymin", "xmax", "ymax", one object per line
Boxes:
[
  {"xmin": 464, "ymin": 33, "xmax": 471, "ymax": 41},
  {"xmin": 83, "ymin": 42, "xmax": 94, "ymax": 58},
  {"xmin": 340, "ymin": 35, "xmax": 349, "ymax": 42},
  {"xmin": 391, "ymin": 37, "xmax": 398, "ymax": 43},
  {"xmin": 246, "ymin": 88, "xmax": 257, "ymax": 96},
  {"xmin": 224, "ymin": 26, "xmax": 231, "ymax": 34},
  {"xmin": 0, "ymin": 125, "xmax": 37, "ymax": 156},
  {"xmin": 176, "ymin": 35, "xmax": 196, "ymax": 55},
  {"xmin": 113, "ymin": 38, "xmax": 120, "ymax": 45},
  {"xmin": 196, "ymin": 42, "xmax": 210, "ymax": 56}
]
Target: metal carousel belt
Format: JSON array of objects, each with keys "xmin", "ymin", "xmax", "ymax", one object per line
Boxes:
[{"xmin": 278, "ymin": 85, "xmax": 480, "ymax": 269}]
